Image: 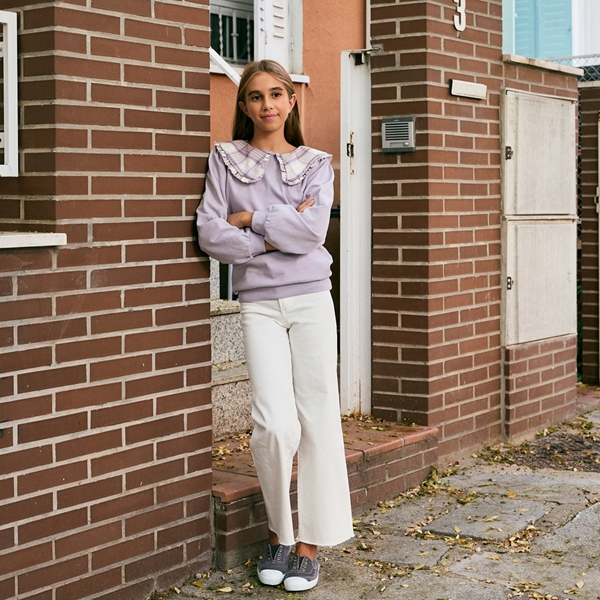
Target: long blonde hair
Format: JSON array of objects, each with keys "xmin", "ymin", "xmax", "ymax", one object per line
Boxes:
[{"xmin": 232, "ymin": 60, "xmax": 305, "ymax": 147}]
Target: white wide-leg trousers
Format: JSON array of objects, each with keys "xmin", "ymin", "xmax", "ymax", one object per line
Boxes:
[{"xmin": 240, "ymin": 290, "xmax": 354, "ymax": 547}]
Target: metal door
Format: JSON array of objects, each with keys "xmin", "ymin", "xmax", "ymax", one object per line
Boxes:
[{"xmin": 339, "ymin": 50, "xmax": 372, "ymax": 415}]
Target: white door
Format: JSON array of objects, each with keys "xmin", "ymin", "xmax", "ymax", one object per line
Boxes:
[{"xmin": 339, "ymin": 51, "xmax": 372, "ymax": 415}]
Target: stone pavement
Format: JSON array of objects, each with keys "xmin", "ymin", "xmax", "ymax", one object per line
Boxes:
[{"xmin": 164, "ymin": 408, "xmax": 600, "ymax": 600}]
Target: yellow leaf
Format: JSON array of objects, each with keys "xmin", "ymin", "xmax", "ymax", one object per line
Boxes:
[
  {"xmin": 401, "ymin": 584, "xmax": 409, "ymax": 588},
  {"xmin": 576, "ymin": 581, "xmax": 585, "ymax": 589},
  {"xmin": 192, "ymin": 582, "xmax": 204, "ymax": 588},
  {"xmin": 485, "ymin": 516, "xmax": 498, "ymax": 522},
  {"xmin": 519, "ymin": 508, "xmax": 529, "ymax": 513},
  {"xmin": 418, "ymin": 551, "xmax": 429, "ymax": 556},
  {"xmin": 507, "ymin": 491, "xmax": 518, "ymax": 498},
  {"xmin": 414, "ymin": 563, "xmax": 425, "ymax": 570},
  {"xmin": 381, "ymin": 508, "xmax": 387, "ymax": 514},
  {"xmin": 454, "ymin": 525, "xmax": 461, "ymax": 533}
]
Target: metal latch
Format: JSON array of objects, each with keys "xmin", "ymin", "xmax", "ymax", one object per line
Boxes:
[
  {"xmin": 507, "ymin": 276, "xmax": 514, "ymax": 290},
  {"xmin": 595, "ymin": 187, "xmax": 599, "ymax": 214},
  {"xmin": 505, "ymin": 146, "xmax": 514, "ymax": 160},
  {"xmin": 346, "ymin": 143, "xmax": 354, "ymax": 158}
]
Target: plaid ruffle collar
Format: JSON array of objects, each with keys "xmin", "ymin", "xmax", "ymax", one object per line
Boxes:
[{"xmin": 215, "ymin": 140, "xmax": 332, "ymax": 185}]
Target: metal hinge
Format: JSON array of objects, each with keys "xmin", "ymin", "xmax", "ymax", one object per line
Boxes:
[
  {"xmin": 595, "ymin": 188, "xmax": 599, "ymax": 214},
  {"xmin": 505, "ymin": 146, "xmax": 514, "ymax": 160},
  {"xmin": 507, "ymin": 276, "xmax": 514, "ymax": 290},
  {"xmin": 346, "ymin": 143, "xmax": 354, "ymax": 158}
]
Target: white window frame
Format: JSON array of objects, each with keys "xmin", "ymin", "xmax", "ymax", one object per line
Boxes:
[
  {"xmin": 0, "ymin": 9, "xmax": 18, "ymax": 178},
  {"xmin": 210, "ymin": 0, "xmax": 306, "ymax": 81},
  {"xmin": 210, "ymin": 0, "xmax": 255, "ymax": 67}
]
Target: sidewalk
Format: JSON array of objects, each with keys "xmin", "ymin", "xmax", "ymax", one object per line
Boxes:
[{"xmin": 162, "ymin": 403, "xmax": 600, "ymax": 600}]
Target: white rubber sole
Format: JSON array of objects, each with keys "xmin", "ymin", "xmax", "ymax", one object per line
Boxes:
[
  {"xmin": 283, "ymin": 574, "xmax": 319, "ymax": 592},
  {"xmin": 258, "ymin": 569, "xmax": 286, "ymax": 586}
]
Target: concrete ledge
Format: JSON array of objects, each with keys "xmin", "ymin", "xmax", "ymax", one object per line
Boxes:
[
  {"xmin": 212, "ymin": 420, "xmax": 438, "ymax": 569},
  {"xmin": 503, "ymin": 54, "xmax": 584, "ymax": 77},
  {"xmin": 0, "ymin": 231, "xmax": 67, "ymax": 249}
]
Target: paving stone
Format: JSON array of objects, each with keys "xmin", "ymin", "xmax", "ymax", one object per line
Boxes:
[{"xmin": 423, "ymin": 497, "xmax": 548, "ymax": 541}]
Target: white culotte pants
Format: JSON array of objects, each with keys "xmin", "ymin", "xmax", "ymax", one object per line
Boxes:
[{"xmin": 240, "ymin": 290, "xmax": 354, "ymax": 547}]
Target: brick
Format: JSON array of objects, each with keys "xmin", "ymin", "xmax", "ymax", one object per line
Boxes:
[
  {"xmin": 1, "ymin": 347, "xmax": 52, "ymax": 374},
  {"xmin": 125, "ymin": 502, "xmax": 184, "ymax": 536},
  {"xmin": 124, "ymin": 328, "xmax": 183, "ymax": 352},
  {"xmin": 92, "ymin": 129, "xmax": 153, "ymax": 149},
  {"xmin": 18, "ymin": 461, "xmax": 87, "ymax": 495},
  {"xmin": 17, "ymin": 271, "xmax": 87, "ymax": 296},
  {"xmin": 18, "ymin": 508, "xmax": 87, "ymax": 544},
  {"xmin": 124, "ymin": 64, "xmax": 182, "ymax": 87},
  {"xmin": 57, "ymin": 476, "xmax": 123, "ymax": 510},
  {"xmin": 92, "ymin": 534, "xmax": 154, "ymax": 569},
  {"xmin": 124, "ymin": 18, "xmax": 182, "ymax": 44},
  {"xmin": 91, "ymin": 445, "xmax": 154, "ymax": 477},
  {"xmin": 125, "ymin": 459, "xmax": 185, "ymax": 490},
  {"xmin": 56, "ymin": 568, "xmax": 122, "ymax": 600},
  {"xmin": 18, "ymin": 556, "xmax": 88, "ymax": 595},
  {"xmin": 91, "ymin": 310, "xmax": 153, "ymax": 334},
  {"xmin": 0, "ymin": 494, "xmax": 53, "ymax": 527},
  {"xmin": 125, "ymin": 371, "xmax": 184, "ymax": 400},
  {"xmin": 56, "ymin": 429, "xmax": 122, "ymax": 461},
  {"xmin": 56, "ymin": 382, "xmax": 122, "ymax": 411},
  {"xmin": 91, "ymin": 399, "xmax": 153, "ymax": 428},
  {"xmin": 18, "ymin": 413, "xmax": 87, "ymax": 444},
  {"xmin": 56, "ymin": 336, "xmax": 122, "ymax": 363},
  {"xmin": 18, "ymin": 365, "xmax": 87, "ymax": 394},
  {"xmin": 91, "ymin": 36, "xmax": 151, "ymax": 61},
  {"xmin": 156, "ymin": 474, "xmax": 209, "ymax": 504},
  {"xmin": 91, "ymin": 489, "xmax": 154, "ymax": 524},
  {"xmin": 90, "ymin": 353, "xmax": 152, "ymax": 382},
  {"xmin": 18, "ymin": 318, "xmax": 87, "ymax": 344},
  {"xmin": 0, "ymin": 542, "xmax": 53, "ymax": 578},
  {"xmin": 124, "ymin": 546, "xmax": 183, "ymax": 582},
  {"xmin": 55, "ymin": 521, "xmax": 121, "ymax": 559}
]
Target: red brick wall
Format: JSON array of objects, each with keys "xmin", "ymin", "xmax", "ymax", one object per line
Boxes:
[
  {"xmin": 0, "ymin": 2, "xmax": 212, "ymax": 598},
  {"xmin": 369, "ymin": 0, "xmax": 579, "ymax": 456},
  {"xmin": 579, "ymin": 84, "xmax": 600, "ymax": 385},
  {"xmin": 504, "ymin": 336, "xmax": 577, "ymax": 440}
]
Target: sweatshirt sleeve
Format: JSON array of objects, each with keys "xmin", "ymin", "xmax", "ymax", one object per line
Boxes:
[
  {"xmin": 196, "ymin": 150, "xmax": 266, "ymax": 265},
  {"xmin": 250, "ymin": 157, "xmax": 334, "ymax": 254}
]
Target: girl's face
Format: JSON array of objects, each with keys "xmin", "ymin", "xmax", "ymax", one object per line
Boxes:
[{"xmin": 239, "ymin": 72, "xmax": 296, "ymax": 137}]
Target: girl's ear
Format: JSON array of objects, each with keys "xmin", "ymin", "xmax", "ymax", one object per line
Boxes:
[
  {"xmin": 239, "ymin": 101, "xmax": 249, "ymax": 116},
  {"xmin": 289, "ymin": 94, "xmax": 297, "ymax": 110}
]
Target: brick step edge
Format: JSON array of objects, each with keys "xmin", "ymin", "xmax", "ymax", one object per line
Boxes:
[{"xmin": 212, "ymin": 424, "xmax": 438, "ymax": 569}]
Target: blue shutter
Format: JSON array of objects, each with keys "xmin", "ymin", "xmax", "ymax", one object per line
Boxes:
[
  {"xmin": 515, "ymin": 0, "xmax": 536, "ymax": 57},
  {"xmin": 515, "ymin": 0, "xmax": 572, "ymax": 59},
  {"xmin": 537, "ymin": 0, "xmax": 571, "ymax": 58}
]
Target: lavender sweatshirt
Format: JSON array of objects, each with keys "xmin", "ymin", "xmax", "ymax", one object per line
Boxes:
[{"xmin": 196, "ymin": 140, "xmax": 335, "ymax": 302}]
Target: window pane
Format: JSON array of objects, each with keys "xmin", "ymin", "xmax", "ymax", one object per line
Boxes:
[
  {"xmin": 222, "ymin": 15, "xmax": 234, "ymax": 60},
  {"xmin": 210, "ymin": 13, "xmax": 222, "ymax": 54},
  {"xmin": 236, "ymin": 17, "xmax": 254, "ymax": 62}
]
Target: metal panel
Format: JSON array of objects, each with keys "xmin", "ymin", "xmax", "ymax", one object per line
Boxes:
[
  {"xmin": 340, "ymin": 50, "xmax": 372, "ymax": 415},
  {"xmin": 504, "ymin": 219, "xmax": 577, "ymax": 345},
  {"xmin": 503, "ymin": 90, "xmax": 577, "ymax": 216}
]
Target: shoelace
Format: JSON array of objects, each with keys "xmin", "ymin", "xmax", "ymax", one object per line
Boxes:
[{"xmin": 274, "ymin": 545, "xmax": 285, "ymax": 561}]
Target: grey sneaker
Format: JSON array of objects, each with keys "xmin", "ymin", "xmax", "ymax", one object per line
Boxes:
[
  {"xmin": 283, "ymin": 554, "xmax": 320, "ymax": 591},
  {"xmin": 257, "ymin": 543, "xmax": 291, "ymax": 586}
]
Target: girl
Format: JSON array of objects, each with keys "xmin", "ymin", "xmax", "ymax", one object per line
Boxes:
[{"xmin": 196, "ymin": 60, "xmax": 353, "ymax": 591}]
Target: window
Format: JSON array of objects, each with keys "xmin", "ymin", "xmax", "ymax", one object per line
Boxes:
[
  {"xmin": 210, "ymin": 0, "xmax": 304, "ymax": 76},
  {"xmin": 211, "ymin": 0, "xmax": 254, "ymax": 66}
]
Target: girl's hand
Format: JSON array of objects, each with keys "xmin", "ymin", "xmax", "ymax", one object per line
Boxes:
[
  {"xmin": 297, "ymin": 197, "xmax": 314, "ymax": 213},
  {"xmin": 227, "ymin": 211, "xmax": 253, "ymax": 229}
]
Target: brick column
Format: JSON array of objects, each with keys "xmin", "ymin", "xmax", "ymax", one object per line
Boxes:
[
  {"xmin": 370, "ymin": 0, "xmax": 504, "ymax": 457},
  {"xmin": 579, "ymin": 84, "xmax": 600, "ymax": 385},
  {"xmin": 369, "ymin": 0, "xmax": 579, "ymax": 455},
  {"xmin": 0, "ymin": 2, "xmax": 212, "ymax": 598}
]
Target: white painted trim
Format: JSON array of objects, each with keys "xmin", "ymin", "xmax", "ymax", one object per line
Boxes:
[
  {"xmin": 0, "ymin": 232, "xmax": 67, "ymax": 249},
  {"xmin": 340, "ymin": 50, "xmax": 372, "ymax": 416},
  {"xmin": 0, "ymin": 10, "xmax": 18, "ymax": 178},
  {"xmin": 210, "ymin": 47, "xmax": 242, "ymax": 85}
]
